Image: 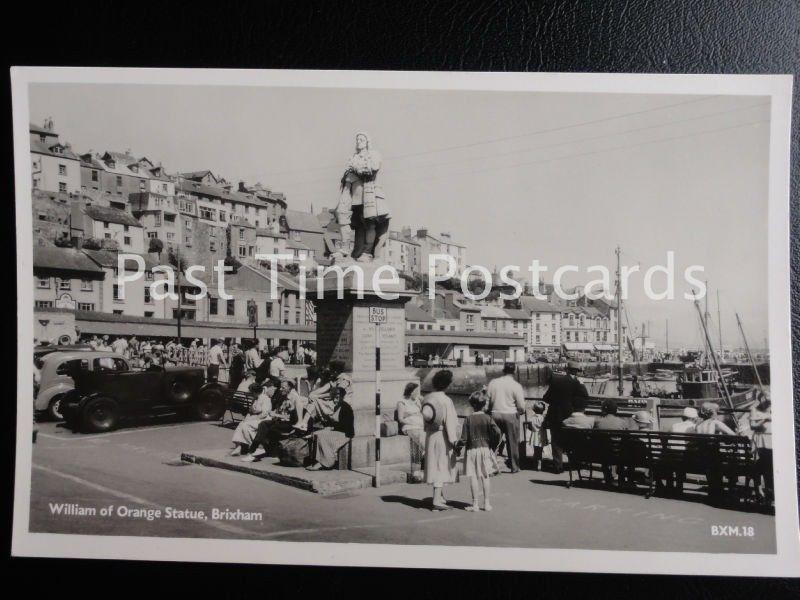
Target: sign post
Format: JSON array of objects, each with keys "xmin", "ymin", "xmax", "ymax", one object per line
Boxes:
[{"xmin": 369, "ymin": 306, "xmax": 387, "ymax": 487}]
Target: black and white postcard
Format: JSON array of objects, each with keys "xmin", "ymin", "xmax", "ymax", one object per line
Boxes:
[{"xmin": 10, "ymin": 68, "xmax": 799, "ymax": 576}]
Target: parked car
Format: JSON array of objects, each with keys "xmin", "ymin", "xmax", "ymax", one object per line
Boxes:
[
  {"xmin": 35, "ymin": 350, "xmax": 121, "ymax": 421},
  {"xmin": 59, "ymin": 358, "xmax": 227, "ymax": 433},
  {"xmin": 34, "ymin": 344, "xmax": 93, "ymax": 362}
]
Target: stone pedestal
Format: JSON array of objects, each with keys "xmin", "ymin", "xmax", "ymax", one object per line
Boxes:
[{"xmin": 312, "ymin": 266, "xmax": 418, "ymax": 468}]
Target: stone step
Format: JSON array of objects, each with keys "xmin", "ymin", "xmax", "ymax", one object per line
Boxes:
[{"xmin": 181, "ymin": 449, "xmax": 412, "ymax": 496}]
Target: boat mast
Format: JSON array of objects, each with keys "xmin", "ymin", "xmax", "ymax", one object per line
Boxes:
[
  {"xmin": 665, "ymin": 318, "xmax": 669, "ymax": 354},
  {"xmin": 717, "ymin": 288, "xmax": 723, "ymax": 361},
  {"xmin": 616, "ymin": 246, "xmax": 623, "ymax": 396},
  {"xmin": 693, "ymin": 294, "xmax": 734, "ymax": 409},
  {"xmin": 736, "ymin": 312, "xmax": 767, "ymax": 398}
]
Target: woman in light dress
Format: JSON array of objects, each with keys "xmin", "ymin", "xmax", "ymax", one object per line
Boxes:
[
  {"xmin": 230, "ymin": 380, "xmax": 277, "ymax": 456},
  {"xmin": 422, "ymin": 370, "xmax": 459, "ymax": 510}
]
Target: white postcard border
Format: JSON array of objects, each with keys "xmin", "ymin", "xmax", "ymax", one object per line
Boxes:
[{"xmin": 10, "ymin": 67, "xmax": 799, "ymax": 576}]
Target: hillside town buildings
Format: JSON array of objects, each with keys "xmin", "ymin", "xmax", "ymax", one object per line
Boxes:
[{"xmin": 29, "ymin": 117, "xmax": 634, "ymax": 362}]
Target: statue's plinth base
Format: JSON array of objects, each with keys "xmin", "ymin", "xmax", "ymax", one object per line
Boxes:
[{"xmin": 312, "ymin": 275, "xmax": 418, "ymax": 469}]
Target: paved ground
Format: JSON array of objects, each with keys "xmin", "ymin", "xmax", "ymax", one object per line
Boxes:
[{"xmin": 30, "ymin": 419, "xmax": 776, "ymax": 553}]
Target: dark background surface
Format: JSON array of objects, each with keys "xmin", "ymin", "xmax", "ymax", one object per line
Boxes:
[{"xmin": 2, "ymin": 0, "xmax": 799, "ymax": 596}]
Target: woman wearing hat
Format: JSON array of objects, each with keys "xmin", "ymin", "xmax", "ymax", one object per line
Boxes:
[
  {"xmin": 670, "ymin": 407, "xmax": 700, "ymax": 433},
  {"xmin": 422, "ymin": 370, "xmax": 459, "ymax": 510}
]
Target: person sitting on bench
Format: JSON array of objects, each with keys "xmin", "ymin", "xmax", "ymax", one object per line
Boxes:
[
  {"xmin": 305, "ymin": 373, "xmax": 355, "ymax": 471},
  {"xmin": 562, "ymin": 396, "xmax": 595, "ymax": 429},
  {"xmin": 240, "ymin": 379, "xmax": 299, "ymax": 463},
  {"xmin": 293, "ymin": 361, "xmax": 346, "ymax": 432},
  {"xmin": 695, "ymin": 402, "xmax": 735, "ymax": 435},
  {"xmin": 230, "ymin": 380, "xmax": 277, "ymax": 456}
]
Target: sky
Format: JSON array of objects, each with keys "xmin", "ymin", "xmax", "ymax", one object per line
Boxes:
[{"xmin": 28, "ymin": 83, "xmax": 771, "ymax": 349}]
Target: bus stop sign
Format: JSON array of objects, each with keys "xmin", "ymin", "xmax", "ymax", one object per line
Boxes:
[{"xmin": 369, "ymin": 307, "xmax": 387, "ymax": 324}]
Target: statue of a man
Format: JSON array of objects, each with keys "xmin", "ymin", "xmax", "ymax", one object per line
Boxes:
[{"xmin": 332, "ymin": 132, "xmax": 390, "ymax": 263}]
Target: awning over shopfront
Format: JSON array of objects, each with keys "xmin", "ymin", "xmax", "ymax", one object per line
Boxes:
[
  {"xmin": 66, "ymin": 309, "xmax": 316, "ymax": 341},
  {"xmin": 406, "ymin": 329, "xmax": 525, "ymax": 347},
  {"xmin": 562, "ymin": 342, "xmax": 594, "ymax": 352},
  {"xmin": 594, "ymin": 344, "xmax": 615, "ymax": 352}
]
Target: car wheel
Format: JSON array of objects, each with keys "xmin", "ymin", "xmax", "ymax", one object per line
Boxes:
[
  {"xmin": 169, "ymin": 380, "xmax": 192, "ymax": 403},
  {"xmin": 81, "ymin": 397, "xmax": 119, "ymax": 433},
  {"xmin": 47, "ymin": 395, "xmax": 65, "ymax": 421},
  {"xmin": 195, "ymin": 387, "xmax": 226, "ymax": 421}
]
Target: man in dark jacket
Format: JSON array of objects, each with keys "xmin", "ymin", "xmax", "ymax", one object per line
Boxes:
[{"xmin": 542, "ymin": 362, "xmax": 588, "ymax": 473}]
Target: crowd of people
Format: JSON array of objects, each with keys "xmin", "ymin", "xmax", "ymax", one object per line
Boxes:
[
  {"xmin": 403, "ymin": 362, "xmax": 774, "ymax": 511},
  {"xmin": 63, "ymin": 334, "xmax": 775, "ymax": 509},
  {"xmin": 227, "ymin": 359, "xmax": 354, "ymax": 471},
  {"xmin": 76, "ymin": 334, "xmax": 317, "ymax": 377}
]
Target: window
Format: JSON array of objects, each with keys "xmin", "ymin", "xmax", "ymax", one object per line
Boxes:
[
  {"xmin": 58, "ymin": 278, "xmax": 71, "ymax": 291},
  {"xmin": 113, "ymin": 284, "xmax": 121, "ymax": 301},
  {"xmin": 104, "ymin": 233, "xmax": 111, "ymax": 239},
  {"xmin": 56, "ymin": 358, "xmax": 87, "ymax": 376},
  {"xmin": 80, "ymin": 279, "xmax": 93, "ymax": 291},
  {"xmin": 103, "ymin": 221, "xmax": 109, "ymax": 229},
  {"xmin": 36, "ymin": 276, "xmax": 49, "ymax": 289},
  {"xmin": 59, "ymin": 182, "xmax": 67, "ymax": 192},
  {"xmin": 154, "ymin": 214, "xmax": 162, "ymax": 227},
  {"xmin": 185, "ymin": 236, "xmax": 192, "ymax": 247},
  {"xmin": 209, "ymin": 240, "xmax": 216, "ymax": 252},
  {"xmin": 238, "ymin": 246, "xmax": 247, "ymax": 258},
  {"xmin": 144, "ymin": 311, "xmax": 154, "ymax": 318},
  {"xmin": 239, "ymin": 229, "xmax": 244, "ymax": 240},
  {"xmin": 265, "ymin": 303, "xmax": 273, "ymax": 319},
  {"xmin": 185, "ymin": 220, "xmax": 192, "ymax": 230},
  {"xmin": 409, "ymin": 323, "xmax": 416, "ymax": 329},
  {"xmin": 78, "ymin": 302, "xmax": 95, "ymax": 311},
  {"xmin": 116, "ymin": 176, "xmax": 122, "ymax": 186},
  {"xmin": 124, "ymin": 236, "xmax": 131, "ymax": 246},
  {"xmin": 166, "ymin": 232, "xmax": 175, "ymax": 240},
  {"xmin": 226, "ymin": 299, "xmax": 235, "ymax": 316},
  {"xmin": 147, "ymin": 231, "xmax": 158, "ymax": 239},
  {"xmin": 91, "ymin": 170, "xmax": 98, "ymax": 182},
  {"xmin": 144, "ymin": 288, "xmax": 152, "ymax": 304},
  {"xmin": 113, "ymin": 309, "xmax": 123, "ymax": 315},
  {"xmin": 58, "ymin": 164, "xmax": 67, "ymax": 175},
  {"xmin": 94, "ymin": 357, "xmax": 128, "ymax": 373},
  {"xmin": 200, "ymin": 207, "xmax": 214, "ymax": 220},
  {"xmin": 124, "ymin": 225, "xmax": 129, "ymax": 232},
  {"xmin": 145, "ymin": 271, "xmax": 154, "ymax": 281},
  {"xmin": 209, "ymin": 297, "xmax": 218, "ymax": 315},
  {"xmin": 35, "ymin": 300, "xmax": 53, "ymax": 309}
]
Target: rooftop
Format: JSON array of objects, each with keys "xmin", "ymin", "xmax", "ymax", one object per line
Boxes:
[
  {"xmin": 33, "ymin": 246, "xmax": 104, "ymax": 274},
  {"xmin": 285, "ymin": 209, "xmax": 324, "ymax": 234},
  {"xmin": 83, "ymin": 204, "xmax": 143, "ymax": 228}
]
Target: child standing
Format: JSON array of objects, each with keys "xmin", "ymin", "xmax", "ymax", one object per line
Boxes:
[
  {"xmin": 458, "ymin": 392, "xmax": 502, "ymax": 512},
  {"xmin": 525, "ymin": 401, "xmax": 548, "ymax": 471}
]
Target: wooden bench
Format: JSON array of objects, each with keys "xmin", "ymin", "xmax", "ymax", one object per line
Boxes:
[
  {"xmin": 221, "ymin": 390, "xmax": 256, "ymax": 424},
  {"xmin": 559, "ymin": 428, "xmax": 757, "ymax": 502}
]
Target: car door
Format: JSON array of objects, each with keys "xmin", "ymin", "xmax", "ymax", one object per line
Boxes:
[{"xmin": 91, "ymin": 357, "xmax": 163, "ymax": 415}]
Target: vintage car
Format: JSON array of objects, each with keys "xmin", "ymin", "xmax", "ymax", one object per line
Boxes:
[
  {"xmin": 35, "ymin": 350, "xmax": 121, "ymax": 420},
  {"xmin": 59, "ymin": 356, "xmax": 227, "ymax": 433}
]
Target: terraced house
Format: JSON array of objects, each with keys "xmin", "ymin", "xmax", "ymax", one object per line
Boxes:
[{"xmin": 30, "ymin": 119, "xmax": 81, "ymax": 194}]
